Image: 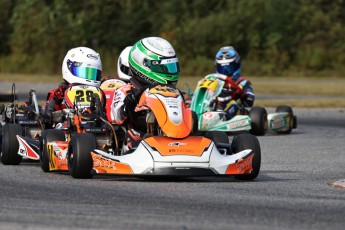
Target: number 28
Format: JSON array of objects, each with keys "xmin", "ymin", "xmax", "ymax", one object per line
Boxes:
[{"xmin": 75, "ymin": 90, "xmax": 94, "ymax": 102}]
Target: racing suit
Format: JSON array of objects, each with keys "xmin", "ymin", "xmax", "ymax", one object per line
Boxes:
[
  {"xmin": 43, "ymin": 82, "xmax": 70, "ymax": 127},
  {"xmin": 111, "ymin": 78, "xmax": 159, "ymax": 152},
  {"xmin": 43, "ymin": 77, "xmax": 115, "ymax": 128},
  {"xmin": 217, "ymin": 76, "xmax": 255, "ymax": 120}
]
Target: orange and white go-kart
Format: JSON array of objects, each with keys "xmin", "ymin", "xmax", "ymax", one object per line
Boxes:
[{"xmin": 71, "ymin": 84, "xmax": 262, "ymax": 180}]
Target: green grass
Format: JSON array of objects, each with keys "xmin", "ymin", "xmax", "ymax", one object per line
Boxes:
[
  {"xmin": 1, "ymin": 73, "xmax": 344, "ymax": 108},
  {"xmin": 177, "ymin": 76, "xmax": 345, "ymax": 108}
]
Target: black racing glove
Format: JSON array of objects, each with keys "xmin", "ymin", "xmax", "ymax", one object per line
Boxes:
[{"xmin": 123, "ymin": 90, "xmax": 138, "ymax": 119}]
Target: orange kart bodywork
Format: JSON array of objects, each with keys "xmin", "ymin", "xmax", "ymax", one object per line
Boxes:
[
  {"xmin": 87, "ymin": 85, "xmax": 259, "ymax": 178},
  {"xmin": 47, "ymin": 84, "xmax": 260, "ymax": 179},
  {"xmin": 137, "ymin": 85, "xmax": 193, "ymax": 139},
  {"xmin": 47, "ymin": 141, "xmax": 69, "ymax": 171},
  {"xmin": 91, "ymin": 135, "xmax": 255, "ymax": 176},
  {"xmin": 39, "ymin": 82, "xmax": 124, "ymax": 174}
]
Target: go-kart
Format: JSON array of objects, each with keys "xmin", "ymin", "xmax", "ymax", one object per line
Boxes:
[
  {"xmin": 38, "ymin": 80, "xmax": 126, "ymax": 177},
  {"xmin": 190, "ymin": 73, "xmax": 297, "ymax": 136},
  {"xmin": 1, "ymin": 83, "xmax": 44, "ymax": 165},
  {"xmin": 70, "ymin": 84, "xmax": 261, "ymax": 179}
]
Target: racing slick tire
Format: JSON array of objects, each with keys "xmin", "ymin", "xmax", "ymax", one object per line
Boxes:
[
  {"xmin": 276, "ymin": 105, "xmax": 296, "ymax": 134},
  {"xmin": 0, "ymin": 123, "xmax": 2, "ymax": 154},
  {"xmin": 68, "ymin": 133, "xmax": 95, "ymax": 179},
  {"xmin": 205, "ymin": 131, "xmax": 230, "ymax": 155},
  {"xmin": 40, "ymin": 129, "xmax": 65, "ymax": 172},
  {"xmin": 231, "ymin": 133, "xmax": 261, "ymax": 180},
  {"xmin": 249, "ymin": 106, "xmax": 267, "ymax": 136},
  {"xmin": 205, "ymin": 131, "xmax": 229, "ymax": 144},
  {"xmin": 191, "ymin": 111, "xmax": 198, "ymax": 135},
  {"xmin": 1, "ymin": 124, "xmax": 22, "ymax": 165}
]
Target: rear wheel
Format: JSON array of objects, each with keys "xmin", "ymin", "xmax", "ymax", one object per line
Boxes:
[
  {"xmin": 276, "ymin": 105, "xmax": 295, "ymax": 134},
  {"xmin": 249, "ymin": 106, "xmax": 267, "ymax": 136},
  {"xmin": 40, "ymin": 129, "xmax": 65, "ymax": 172},
  {"xmin": 1, "ymin": 124, "xmax": 22, "ymax": 165},
  {"xmin": 68, "ymin": 133, "xmax": 95, "ymax": 179},
  {"xmin": 231, "ymin": 133, "xmax": 261, "ymax": 180}
]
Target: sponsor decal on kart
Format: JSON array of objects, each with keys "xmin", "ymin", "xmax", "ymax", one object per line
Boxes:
[
  {"xmin": 168, "ymin": 148, "xmax": 194, "ymax": 154},
  {"xmin": 48, "ymin": 142, "xmax": 68, "ymax": 171},
  {"xmin": 145, "ymin": 136, "xmax": 211, "ymax": 156},
  {"xmin": 168, "ymin": 142, "xmax": 188, "ymax": 147},
  {"xmin": 93, "ymin": 154, "xmax": 117, "ymax": 171},
  {"xmin": 227, "ymin": 119, "xmax": 250, "ymax": 129},
  {"xmin": 203, "ymin": 112, "xmax": 214, "ymax": 119},
  {"xmin": 91, "ymin": 152, "xmax": 133, "ymax": 174},
  {"xmin": 149, "ymin": 85, "xmax": 180, "ymax": 98},
  {"xmin": 270, "ymin": 119, "xmax": 286, "ymax": 129},
  {"xmin": 17, "ymin": 136, "xmax": 40, "ymax": 159},
  {"xmin": 225, "ymin": 154, "xmax": 254, "ymax": 174}
]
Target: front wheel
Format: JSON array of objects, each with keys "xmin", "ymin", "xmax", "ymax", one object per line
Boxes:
[
  {"xmin": 231, "ymin": 133, "xmax": 261, "ymax": 180},
  {"xmin": 191, "ymin": 111, "xmax": 199, "ymax": 135},
  {"xmin": 1, "ymin": 124, "xmax": 22, "ymax": 165},
  {"xmin": 40, "ymin": 129, "xmax": 65, "ymax": 172},
  {"xmin": 205, "ymin": 131, "xmax": 230, "ymax": 155},
  {"xmin": 205, "ymin": 131, "xmax": 229, "ymax": 144},
  {"xmin": 68, "ymin": 133, "xmax": 95, "ymax": 179},
  {"xmin": 249, "ymin": 106, "xmax": 267, "ymax": 136}
]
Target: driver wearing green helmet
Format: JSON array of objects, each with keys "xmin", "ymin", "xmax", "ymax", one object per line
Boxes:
[{"xmin": 111, "ymin": 37, "xmax": 180, "ymax": 152}]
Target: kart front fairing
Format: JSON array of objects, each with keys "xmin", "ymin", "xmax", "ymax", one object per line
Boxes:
[
  {"xmin": 91, "ymin": 136, "xmax": 254, "ymax": 176},
  {"xmin": 190, "ymin": 74, "xmax": 251, "ymax": 132},
  {"xmin": 190, "ymin": 75, "xmax": 225, "ymax": 116}
]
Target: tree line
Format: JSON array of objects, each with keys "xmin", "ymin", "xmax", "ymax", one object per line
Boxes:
[{"xmin": 0, "ymin": 0, "xmax": 344, "ymax": 77}]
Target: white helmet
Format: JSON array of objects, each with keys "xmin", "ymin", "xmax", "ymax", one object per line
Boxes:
[
  {"xmin": 117, "ymin": 46, "xmax": 132, "ymax": 81},
  {"xmin": 62, "ymin": 47, "xmax": 102, "ymax": 87}
]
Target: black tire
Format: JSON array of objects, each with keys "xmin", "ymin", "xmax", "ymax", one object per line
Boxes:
[
  {"xmin": 1, "ymin": 124, "xmax": 22, "ymax": 165},
  {"xmin": 68, "ymin": 133, "xmax": 95, "ymax": 179},
  {"xmin": 249, "ymin": 106, "xmax": 267, "ymax": 136},
  {"xmin": 231, "ymin": 133, "xmax": 261, "ymax": 180},
  {"xmin": 191, "ymin": 111, "xmax": 198, "ymax": 135},
  {"xmin": 40, "ymin": 129, "xmax": 65, "ymax": 172},
  {"xmin": 276, "ymin": 105, "xmax": 294, "ymax": 134},
  {"xmin": 205, "ymin": 131, "xmax": 230, "ymax": 154},
  {"xmin": 0, "ymin": 123, "xmax": 2, "ymax": 154},
  {"xmin": 205, "ymin": 131, "xmax": 229, "ymax": 144}
]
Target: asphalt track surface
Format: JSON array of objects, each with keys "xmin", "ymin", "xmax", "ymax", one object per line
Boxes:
[{"xmin": 0, "ymin": 108, "xmax": 344, "ymax": 230}]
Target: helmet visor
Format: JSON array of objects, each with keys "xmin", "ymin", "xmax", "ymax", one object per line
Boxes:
[
  {"xmin": 67, "ymin": 60, "xmax": 102, "ymax": 81},
  {"xmin": 216, "ymin": 63, "xmax": 236, "ymax": 76},
  {"xmin": 144, "ymin": 58, "xmax": 179, "ymax": 74}
]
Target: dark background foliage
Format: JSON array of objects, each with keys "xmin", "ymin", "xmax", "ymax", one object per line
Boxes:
[{"xmin": 0, "ymin": 0, "xmax": 344, "ymax": 77}]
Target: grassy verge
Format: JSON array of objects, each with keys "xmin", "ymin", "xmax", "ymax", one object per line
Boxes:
[
  {"xmin": 1, "ymin": 73, "xmax": 344, "ymax": 108},
  {"xmin": 0, "ymin": 73, "xmax": 60, "ymax": 83},
  {"xmin": 177, "ymin": 76, "xmax": 345, "ymax": 108}
]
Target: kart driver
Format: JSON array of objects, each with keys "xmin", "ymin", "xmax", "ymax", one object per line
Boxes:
[
  {"xmin": 111, "ymin": 37, "xmax": 180, "ymax": 152},
  {"xmin": 117, "ymin": 46, "xmax": 133, "ymax": 83},
  {"xmin": 214, "ymin": 46, "xmax": 255, "ymax": 120},
  {"xmin": 44, "ymin": 47, "xmax": 103, "ymax": 127}
]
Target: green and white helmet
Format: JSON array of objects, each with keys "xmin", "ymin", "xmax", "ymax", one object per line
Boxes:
[{"xmin": 129, "ymin": 37, "xmax": 180, "ymax": 86}]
